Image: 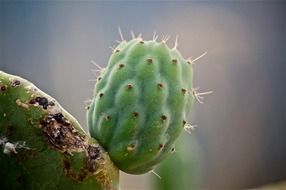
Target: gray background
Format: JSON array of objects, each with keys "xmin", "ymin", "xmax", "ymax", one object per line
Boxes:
[{"xmin": 1, "ymin": 1, "xmax": 285, "ymax": 189}]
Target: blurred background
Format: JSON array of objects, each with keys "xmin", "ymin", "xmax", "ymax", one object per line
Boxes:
[{"xmin": 1, "ymin": 1, "xmax": 285, "ymax": 189}]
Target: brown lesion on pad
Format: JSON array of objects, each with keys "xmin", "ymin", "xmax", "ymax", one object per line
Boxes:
[
  {"xmin": 29, "ymin": 96, "xmax": 54, "ymax": 110},
  {"xmin": 11, "ymin": 80, "xmax": 21, "ymax": 87},
  {"xmin": 0, "ymin": 85, "xmax": 7, "ymax": 92},
  {"xmin": 41, "ymin": 112, "xmax": 105, "ymax": 181}
]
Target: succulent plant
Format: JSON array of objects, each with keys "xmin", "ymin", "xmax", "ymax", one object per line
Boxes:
[
  {"xmin": 151, "ymin": 132, "xmax": 202, "ymax": 190},
  {"xmin": 1, "ymin": 32, "xmax": 210, "ymax": 189},
  {"xmin": 87, "ymin": 36, "xmax": 195, "ymax": 174},
  {"xmin": 0, "ymin": 71, "xmax": 118, "ymax": 190}
]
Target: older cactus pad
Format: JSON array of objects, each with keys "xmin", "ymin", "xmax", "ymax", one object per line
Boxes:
[
  {"xmin": 87, "ymin": 39, "xmax": 194, "ymax": 174},
  {"xmin": 0, "ymin": 71, "xmax": 118, "ymax": 190}
]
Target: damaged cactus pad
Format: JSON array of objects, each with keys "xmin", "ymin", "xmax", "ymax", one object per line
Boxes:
[
  {"xmin": 87, "ymin": 38, "xmax": 194, "ymax": 174},
  {"xmin": 0, "ymin": 71, "xmax": 118, "ymax": 190}
]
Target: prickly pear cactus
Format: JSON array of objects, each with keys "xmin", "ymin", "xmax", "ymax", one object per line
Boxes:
[
  {"xmin": 152, "ymin": 132, "xmax": 202, "ymax": 190},
  {"xmin": 87, "ymin": 38, "xmax": 195, "ymax": 174},
  {"xmin": 0, "ymin": 71, "xmax": 119, "ymax": 190}
]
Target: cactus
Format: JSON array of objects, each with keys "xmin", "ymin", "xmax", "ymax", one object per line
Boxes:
[
  {"xmin": 151, "ymin": 132, "xmax": 202, "ymax": 190},
  {"xmin": 87, "ymin": 37, "xmax": 195, "ymax": 174},
  {"xmin": 0, "ymin": 71, "xmax": 119, "ymax": 190}
]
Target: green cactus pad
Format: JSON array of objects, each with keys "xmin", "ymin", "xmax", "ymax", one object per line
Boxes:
[
  {"xmin": 87, "ymin": 39, "xmax": 194, "ymax": 174},
  {"xmin": 152, "ymin": 133, "xmax": 202, "ymax": 190},
  {"xmin": 0, "ymin": 71, "xmax": 118, "ymax": 190}
]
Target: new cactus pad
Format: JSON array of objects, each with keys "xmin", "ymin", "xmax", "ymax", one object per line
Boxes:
[
  {"xmin": 0, "ymin": 71, "xmax": 118, "ymax": 190},
  {"xmin": 87, "ymin": 38, "xmax": 194, "ymax": 174}
]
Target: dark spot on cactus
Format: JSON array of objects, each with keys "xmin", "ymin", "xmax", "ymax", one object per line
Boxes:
[
  {"xmin": 34, "ymin": 96, "xmax": 49, "ymax": 109},
  {"xmin": 98, "ymin": 77, "xmax": 102, "ymax": 81},
  {"xmin": 115, "ymin": 49, "xmax": 120, "ymax": 53},
  {"xmin": 172, "ymin": 59, "xmax": 178, "ymax": 64},
  {"xmin": 157, "ymin": 83, "xmax": 164, "ymax": 89},
  {"xmin": 53, "ymin": 113, "xmax": 64, "ymax": 122},
  {"xmin": 29, "ymin": 99, "xmax": 36, "ymax": 104},
  {"xmin": 171, "ymin": 147, "xmax": 175, "ymax": 152},
  {"xmin": 127, "ymin": 84, "xmax": 133, "ymax": 90},
  {"xmin": 0, "ymin": 85, "xmax": 6, "ymax": 92},
  {"xmin": 99, "ymin": 93, "xmax": 104, "ymax": 98},
  {"xmin": 161, "ymin": 115, "xmax": 167, "ymax": 121},
  {"xmin": 53, "ymin": 113, "xmax": 70, "ymax": 126},
  {"xmin": 181, "ymin": 88, "xmax": 187, "ymax": 94},
  {"xmin": 41, "ymin": 114, "xmax": 86, "ymax": 152},
  {"xmin": 133, "ymin": 112, "xmax": 139, "ymax": 117},
  {"xmin": 118, "ymin": 63, "xmax": 125, "ymax": 69},
  {"xmin": 86, "ymin": 145, "xmax": 101, "ymax": 172},
  {"xmin": 104, "ymin": 115, "xmax": 111, "ymax": 121},
  {"xmin": 183, "ymin": 120, "xmax": 187, "ymax": 126},
  {"xmin": 139, "ymin": 41, "xmax": 144, "ymax": 44},
  {"xmin": 127, "ymin": 144, "xmax": 136, "ymax": 152},
  {"xmin": 187, "ymin": 60, "xmax": 192, "ymax": 64},
  {"xmin": 48, "ymin": 101, "xmax": 55, "ymax": 107},
  {"xmin": 158, "ymin": 144, "xmax": 164, "ymax": 150},
  {"xmin": 147, "ymin": 58, "xmax": 153, "ymax": 64},
  {"xmin": 11, "ymin": 80, "xmax": 21, "ymax": 87},
  {"xmin": 87, "ymin": 145, "xmax": 100, "ymax": 160},
  {"xmin": 63, "ymin": 159, "xmax": 71, "ymax": 170}
]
